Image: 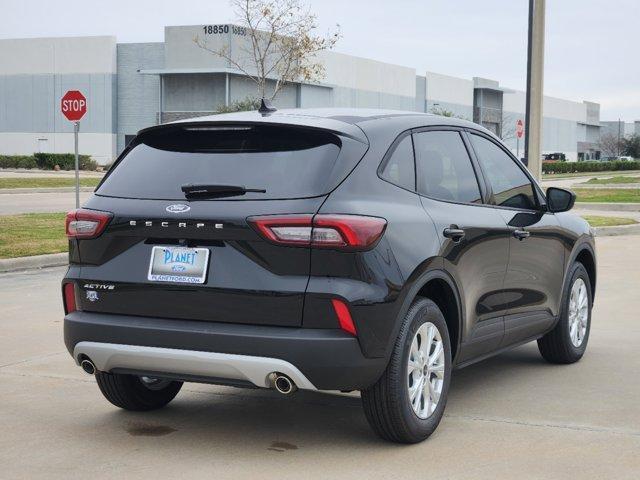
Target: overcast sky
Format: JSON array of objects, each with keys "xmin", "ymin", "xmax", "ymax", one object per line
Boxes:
[{"xmin": 2, "ymin": 0, "xmax": 638, "ymax": 120}]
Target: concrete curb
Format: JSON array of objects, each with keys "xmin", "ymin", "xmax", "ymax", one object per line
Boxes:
[
  {"xmin": 594, "ymin": 223, "xmax": 640, "ymax": 237},
  {"xmin": 575, "ymin": 202, "xmax": 640, "ymax": 212},
  {"xmin": 0, "ymin": 187, "xmax": 95, "ymax": 194},
  {"xmin": 0, "ymin": 253, "xmax": 68, "ymax": 273}
]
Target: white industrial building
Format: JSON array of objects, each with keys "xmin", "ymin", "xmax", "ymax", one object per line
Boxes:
[
  {"xmin": 0, "ymin": 25, "xmax": 603, "ymax": 165},
  {"xmin": 600, "ymin": 120, "xmax": 640, "ymax": 139}
]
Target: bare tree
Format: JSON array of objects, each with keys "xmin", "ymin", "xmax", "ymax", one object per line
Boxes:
[
  {"xmin": 429, "ymin": 106, "xmax": 469, "ymax": 121},
  {"xmin": 599, "ymin": 132, "xmax": 623, "ymax": 158},
  {"xmin": 194, "ymin": 0, "xmax": 340, "ymax": 101},
  {"xmin": 500, "ymin": 113, "xmax": 518, "ymax": 142}
]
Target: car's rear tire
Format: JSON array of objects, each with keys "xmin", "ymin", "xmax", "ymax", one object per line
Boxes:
[
  {"xmin": 95, "ymin": 372, "xmax": 183, "ymax": 411},
  {"xmin": 538, "ymin": 262, "xmax": 592, "ymax": 364},
  {"xmin": 361, "ymin": 298, "xmax": 452, "ymax": 443}
]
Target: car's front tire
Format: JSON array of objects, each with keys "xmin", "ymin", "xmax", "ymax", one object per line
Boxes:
[
  {"xmin": 538, "ymin": 262, "xmax": 592, "ymax": 364},
  {"xmin": 95, "ymin": 372, "xmax": 183, "ymax": 411},
  {"xmin": 361, "ymin": 298, "xmax": 452, "ymax": 443}
]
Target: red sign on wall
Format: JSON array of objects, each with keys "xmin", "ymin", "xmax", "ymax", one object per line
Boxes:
[{"xmin": 61, "ymin": 90, "xmax": 87, "ymax": 122}]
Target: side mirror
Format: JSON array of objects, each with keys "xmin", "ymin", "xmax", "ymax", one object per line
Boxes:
[{"xmin": 546, "ymin": 187, "xmax": 576, "ymax": 213}]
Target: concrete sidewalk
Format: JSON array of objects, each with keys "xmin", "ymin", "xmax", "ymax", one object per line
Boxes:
[
  {"xmin": 0, "ymin": 168, "xmax": 104, "ymax": 178},
  {"xmin": 541, "ymin": 171, "xmax": 640, "ymax": 189},
  {"xmin": 0, "ymin": 191, "xmax": 92, "ymax": 215},
  {"xmin": 0, "ymin": 235, "xmax": 639, "ymax": 479},
  {"xmin": 0, "ymin": 187, "xmax": 95, "ymax": 194}
]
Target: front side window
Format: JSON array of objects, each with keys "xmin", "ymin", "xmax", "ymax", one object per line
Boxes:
[
  {"xmin": 380, "ymin": 135, "xmax": 415, "ymax": 190},
  {"xmin": 413, "ymin": 130, "xmax": 482, "ymax": 204},
  {"xmin": 469, "ymin": 134, "xmax": 537, "ymax": 210}
]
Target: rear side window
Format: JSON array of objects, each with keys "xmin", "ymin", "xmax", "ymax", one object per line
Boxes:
[
  {"xmin": 380, "ymin": 135, "xmax": 415, "ymax": 190},
  {"xmin": 413, "ymin": 131, "xmax": 482, "ymax": 204},
  {"xmin": 469, "ymin": 134, "xmax": 537, "ymax": 210},
  {"xmin": 97, "ymin": 125, "xmax": 355, "ymax": 200}
]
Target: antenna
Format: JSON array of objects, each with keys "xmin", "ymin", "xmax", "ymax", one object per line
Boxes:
[{"xmin": 258, "ymin": 98, "xmax": 277, "ymax": 115}]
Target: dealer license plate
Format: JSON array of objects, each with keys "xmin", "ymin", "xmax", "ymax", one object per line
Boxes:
[{"xmin": 147, "ymin": 246, "xmax": 210, "ymax": 284}]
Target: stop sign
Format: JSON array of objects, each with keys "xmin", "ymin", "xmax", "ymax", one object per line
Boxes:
[
  {"xmin": 61, "ymin": 90, "xmax": 87, "ymax": 122},
  {"xmin": 516, "ymin": 119, "xmax": 524, "ymax": 139}
]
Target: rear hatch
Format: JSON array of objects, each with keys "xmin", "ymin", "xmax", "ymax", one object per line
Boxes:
[{"xmin": 73, "ymin": 122, "xmax": 368, "ymax": 327}]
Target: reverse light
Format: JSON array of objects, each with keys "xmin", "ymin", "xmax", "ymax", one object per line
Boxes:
[
  {"xmin": 63, "ymin": 283, "xmax": 77, "ymax": 314},
  {"xmin": 248, "ymin": 214, "xmax": 386, "ymax": 251},
  {"xmin": 331, "ymin": 298, "xmax": 357, "ymax": 336},
  {"xmin": 65, "ymin": 209, "xmax": 112, "ymax": 239}
]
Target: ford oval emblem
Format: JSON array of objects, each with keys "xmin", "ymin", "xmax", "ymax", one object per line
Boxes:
[{"xmin": 166, "ymin": 204, "xmax": 190, "ymax": 214}]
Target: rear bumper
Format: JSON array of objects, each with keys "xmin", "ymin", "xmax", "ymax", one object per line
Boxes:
[
  {"xmin": 74, "ymin": 341, "xmax": 317, "ymax": 390},
  {"xmin": 64, "ymin": 312, "xmax": 387, "ymax": 391}
]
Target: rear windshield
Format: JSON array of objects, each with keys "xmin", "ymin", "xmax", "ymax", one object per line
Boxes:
[{"xmin": 97, "ymin": 124, "xmax": 350, "ymax": 200}]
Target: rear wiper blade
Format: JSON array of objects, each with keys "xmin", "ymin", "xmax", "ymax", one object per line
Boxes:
[{"xmin": 181, "ymin": 183, "xmax": 266, "ymax": 198}]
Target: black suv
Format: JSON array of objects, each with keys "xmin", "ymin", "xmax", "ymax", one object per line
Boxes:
[{"xmin": 63, "ymin": 108, "xmax": 596, "ymax": 443}]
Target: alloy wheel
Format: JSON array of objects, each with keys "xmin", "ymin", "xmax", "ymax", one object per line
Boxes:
[
  {"xmin": 407, "ymin": 322, "xmax": 446, "ymax": 419},
  {"xmin": 568, "ymin": 278, "xmax": 589, "ymax": 347}
]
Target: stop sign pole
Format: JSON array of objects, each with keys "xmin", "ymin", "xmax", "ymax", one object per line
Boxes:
[
  {"xmin": 73, "ymin": 121, "xmax": 80, "ymax": 207},
  {"xmin": 61, "ymin": 90, "xmax": 87, "ymax": 208}
]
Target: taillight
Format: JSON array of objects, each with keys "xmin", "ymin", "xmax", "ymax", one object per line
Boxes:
[
  {"xmin": 248, "ymin": 214, "xmax": 386, "ymax": 251},
  {"xmin": 63, "ymin": 283, "xmax": 77, "ymax": 314},
  {"xmin": 65, "ymin": 209, "xmax": 112, "ymax": 239},
  {"xmin": 331, "ymin": 298, "xmax": 357, "ymax": 335},
  {"xmin": 250, "ymin": 214, "xmax": 314, "ymax": 246}
]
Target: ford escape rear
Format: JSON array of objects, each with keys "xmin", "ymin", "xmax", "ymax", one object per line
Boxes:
[{"xmin": 63, "ymin": 108, "xmax": 596, "ymax": 443}]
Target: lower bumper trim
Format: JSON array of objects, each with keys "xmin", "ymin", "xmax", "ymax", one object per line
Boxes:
[
  {"xmin": 73, "ymin": 341, "xmax": 317, "ymax": 391},
  {"xmin": 64, "ymin": 311, "xmax": 387, "ymax": 390}
]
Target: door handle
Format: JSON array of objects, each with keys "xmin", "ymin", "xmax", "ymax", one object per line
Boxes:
[
  {"xmin": 513, "ymin": 229, "xmax": 531, "ymax": 240},
  {"xmin": 443, "ymin": 226, "xmax": 465, "ymax": 242}
]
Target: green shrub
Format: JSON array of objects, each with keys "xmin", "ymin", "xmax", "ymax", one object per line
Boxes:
[
  {"xmin": 0, "ymin": 153, "xmax": 98, "ymax": 171},
  {"xmin": 33, "ymin": 153, "xmax": 97, "ymax": 171},
  {"xmin": 215, "ymin": 97, "xmax": 261, "ymax": 114},
  {"xmin": 0, "ymin": 155, "xmax": 38, "ymax": 169},
  {"xmin": 81, "ymin": 156, "xmax": 98, "ymax": 171},
  {"xmin": 542, "ymin": 160, "xmax": 640, "ymax": 174}
]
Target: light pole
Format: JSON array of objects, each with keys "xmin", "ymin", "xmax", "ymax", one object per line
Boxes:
[
  {"xmin": 524, "ymin": 0, "xmax": 546, "ymax": 180},
  {"xmin": 618, "ymin": 118, "xmax": 621, "ymax": 159}
]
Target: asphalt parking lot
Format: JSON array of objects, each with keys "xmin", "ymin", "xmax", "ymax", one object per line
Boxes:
[{"xmin": 1, "ymin": 235, "xmax": 639, "ymax": 479}]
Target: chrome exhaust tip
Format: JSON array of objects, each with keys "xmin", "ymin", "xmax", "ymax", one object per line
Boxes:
[
  {"xmin": 269, "ymin": 372, "xmax": 297, "ymax": 395},
  {"xmin": 80, "ymin": 358, "xmax": 96, "ymax": 375}
]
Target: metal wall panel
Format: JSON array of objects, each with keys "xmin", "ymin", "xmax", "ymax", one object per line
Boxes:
[
  {"xmin": 163, "ymin": 74, "xmax": 226, "ymax": 111},
  {"xmin": 0, "ymin": 73, "xmax": 114, "ymax": 134},
  {"xmin": 116, "ymin": 43, "xmax": 164, "ymax": 153}
]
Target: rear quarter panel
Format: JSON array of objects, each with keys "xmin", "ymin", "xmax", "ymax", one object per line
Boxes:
[{"xmin": 308, "ymin": 122, "xmax": 442, "ymax": 357}]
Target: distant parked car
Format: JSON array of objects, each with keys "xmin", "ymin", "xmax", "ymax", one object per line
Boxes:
[
  {"xmin": 543, "ymin": 153, "xmax": 566, "ymax": 161},
  {"xmin": 619, "ymin": 156, "xmax": 633, "ymax": 161}
]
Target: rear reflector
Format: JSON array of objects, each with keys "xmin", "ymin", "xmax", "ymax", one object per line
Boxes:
[
  {"xmin": 65, "ymin": 209, "xmax": 112, "ymax": 239},
  {"xmin": 331, "ymin": 299, "xmax": 357, "ymax": 336},
  {"xmin": 63, "ymin": 283, "xmax": 77, "ymax": 314},
  {"xmin": 248, "ymin": 214, "xmax": 386, "ymax": 251}
]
